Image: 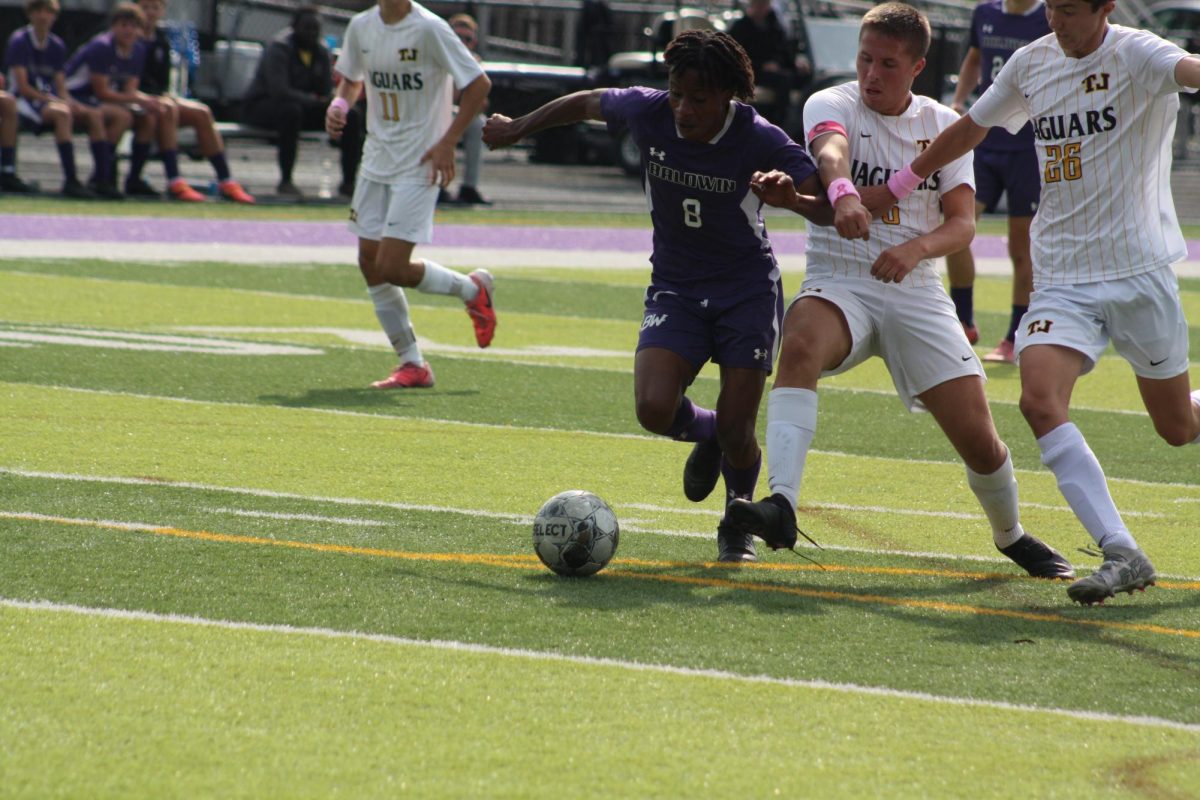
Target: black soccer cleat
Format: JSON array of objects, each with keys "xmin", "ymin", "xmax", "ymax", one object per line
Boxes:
[
  {"xmin": 998, "ymin": 534, "xmax": 1075, "ymax": 580},
  {"xmin": 682, "ymin": 438, "xmax": 722, "ymax": 502},
  {"xmin": 124, "ymin": 177, "xmax": 161, "ymax": 198},
  {"xmin": 726, "ymin": 493, "xmax": 805, "ymax": 551},
  {"xmin": 716, "ymin": 517, "xmax": 757, "ymax": 563}
]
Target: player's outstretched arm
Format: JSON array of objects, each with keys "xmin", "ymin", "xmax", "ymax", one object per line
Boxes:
[
  {"xmin": 873, "ymin": 114, "xmax": 988, "ymax": 208},
  {"xmin": 482, "ymin": 89, "xmax": 606, "ymax": 150},
  {"xmin": 869, "ymin": 183, "xmax": 976, "ymax": 284},
  {"xmin": 1177, "ymin": 54, "xmax": 1200, "ymax": 89},
  {"xmin": 750, "ymin": 170, "xmax": 833, "ymax": 226}
]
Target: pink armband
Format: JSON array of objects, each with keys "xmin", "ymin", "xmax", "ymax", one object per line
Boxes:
[
  {"xmin": 886, "ymin": 164, "xmax": 923, "ymax": 200},
  {"xmin": 826, "ymin": 177, "xmax": 860, "ymax": 207},
  {"xmin": 807, "ymin": 120, "xmax": 848, "ymax": 146},
  {"xmin": 329, "ymin": 97, "xmax": 350, "ymax": 115}
]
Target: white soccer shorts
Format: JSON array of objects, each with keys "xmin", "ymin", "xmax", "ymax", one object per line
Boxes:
[
  {"xmin": 348, "ymin": 178, "xmax": 439, "ymax": 244},
  {"xmin": 792, "ymin": 276, "xmax": 984, "ymax": 412},
  {"xmin": 1016, "ymin": 266, "xmax": 1190, "ymax": 379}
]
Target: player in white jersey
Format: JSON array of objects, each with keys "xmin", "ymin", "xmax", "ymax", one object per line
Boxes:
[
  {"xmin": 866, "ymin": 0, "xmax": 1200, "ymax": 604},
  {"xmin": 325, "ymin": 0, "xmax": 495, "ymax": 389},
  {"xmin": 729, "ymin": 2, "xmax": 1074, "ymax": 580}
]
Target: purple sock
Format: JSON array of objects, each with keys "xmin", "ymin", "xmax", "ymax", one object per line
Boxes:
[
  {"xmin": 721, "ymin": 452, "xmax": 761, "ymax": 503},
  {"xmin": 664, "ymin": 397, "xmax": 716, "ymax": 442}
]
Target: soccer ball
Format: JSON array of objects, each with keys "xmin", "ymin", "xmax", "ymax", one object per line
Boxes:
[{"xmin": 532, "ymin": 490, "xmax": 620, "ymax": 576}]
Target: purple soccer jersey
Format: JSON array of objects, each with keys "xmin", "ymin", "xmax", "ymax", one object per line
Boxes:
[
  {"xmin": 601, "ymin": 86, "xmax": 816, "ymax": 300},
  {"xmin": 4, "ymin": 26, "xmax": 69, "ymax": 94},
  {"xmin": 64, "ymin": 32, "xmax": 146, "ymax": 105},
  {"xmin": 969, "ymin": 0, "xmax": 1051, "ymax": 151}
]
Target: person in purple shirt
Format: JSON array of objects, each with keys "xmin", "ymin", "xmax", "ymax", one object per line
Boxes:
[
  {"xmin": 5, "ymin": 0, "xmax": 118, "ymax": 198},
  {"xmin": 483, "ymin": 30, "xmax": 828, "ymax": 562},
  {"xmin": 945, "ymin": 0, "xmax": 1051, "ymax": 362},
  {"xmin": 65, "ymin": 2, "xmax": 171, "ymax": 199}
]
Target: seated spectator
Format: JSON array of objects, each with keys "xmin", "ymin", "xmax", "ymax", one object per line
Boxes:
[
  {"xmin": 728, "ymin": 0, "xmax": 796, "ymax": 127},
  {"xmin": 242, "ymin": 6, "xmax": 359, "ymax": 197},
  {"xmin": 136, "ymin": 0, "xmax": 253, "ymax": 202},
  {"xmin": 5, "ymin": 0, "xmax": 109, "ymax": 198},
  {"xmin": 0, "ymin": 78, "xmax": 32, "ymax": 193},
  {"xmin": 447, "ymin": 13, "xmax": 489, "ymax": 205},
  {"xmin": 64, "ymin": 2, "xmax": 184, "ymax": 199}
]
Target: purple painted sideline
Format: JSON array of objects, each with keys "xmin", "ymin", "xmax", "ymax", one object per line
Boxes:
[{"xmin": 1, "ymin": 214, "xmax": 1199, "ymax": 261}]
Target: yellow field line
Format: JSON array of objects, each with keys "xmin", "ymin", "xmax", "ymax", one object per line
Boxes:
[{"xmin": 18, "ymin": 512, "xmax": 1200, "ymax": 639}]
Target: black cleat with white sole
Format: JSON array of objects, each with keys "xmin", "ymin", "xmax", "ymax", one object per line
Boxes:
[{"xmin": 683, "ymin": 438, "xmax": 722, "ymax": 502}]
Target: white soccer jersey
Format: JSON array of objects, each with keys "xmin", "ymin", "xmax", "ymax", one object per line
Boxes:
[
  {"xmin": 802, "ymin": 82, "xmax": 975, "ymax": 289},
  {"xmin": 969, "ymin": 25, "xmax": 1194, "ymax": 285},
  {"xmin": 335, "ymin": 2, "xmax": 484, "ymax": 184}
]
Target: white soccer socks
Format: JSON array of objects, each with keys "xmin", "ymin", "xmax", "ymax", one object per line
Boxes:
[
  {"xmin": 765, "ymin": 387, "xmax": 818, "ymax": 509},
  {"xmin": 965, "ymin": 449, "xmax": 1024, "ymax": 549},
  {"xmin": 1037, "ymin": 422, "xmax": 1137, "ymax": 550},
  {"xmin": 417, "ymin": 258, "xmax": 479, "ymax": 301},
  {"xmin": 369, "ymin": 283, "xmax": 422, "ymax": 365}
]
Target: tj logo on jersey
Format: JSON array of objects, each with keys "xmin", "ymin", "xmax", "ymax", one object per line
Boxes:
[
  {"xmin": 397, "ymin": 48, "xmax": 418, "ymax": 62},
  {"xmin": 1082, "ymin": 72, "xmax": 1110, "ymax": 93},
  {"xmin": 649, "ymin": 147, "xmax": 666, "ymax": 161}
]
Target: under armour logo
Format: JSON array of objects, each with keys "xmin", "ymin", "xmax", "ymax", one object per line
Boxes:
[
  {"xmin": 650, "ymin": 147, "xmax": 666, "ymax": 161},
  {"xmin": 753, "ymin": 348, "xmax": 768, "ymax": 361},
  {"xmin": 982, "ymin": 23, "xmax": 993, "ymax": 33},
  {"xmin": 700, "ymin": 298, "xmax": 709, "ymax": 308}
]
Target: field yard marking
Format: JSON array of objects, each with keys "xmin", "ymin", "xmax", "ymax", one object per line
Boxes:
[
  {"xmin": 8, "ymin": 511, "xmax": 1200, "ymax": 632},
  {"xmin": 6, "ymin": 384, "xmax": 1199, "ymax": 492},
  {"xmin": 5, "ymin": 596, "xmax": 1200, "ymax": 734},
  {"xmin": 5, "ymin": 469, "xmax": 1198, "ymax": 580},
  {"xmin": 204, "ymin": 508, "xmax": 391, "ymax": 526}
]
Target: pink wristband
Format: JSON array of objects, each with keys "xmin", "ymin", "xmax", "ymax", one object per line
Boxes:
[
  {"xmin": 886, "ymin": 164, "xmax": 923, "ymax": 200},
  {"xmin": 826, "ymin": 177, "xmax": 860, "ymax": 206},
  {"xmin": 329, "ymin": 97, "xmax": 350, "ymax": 115}
]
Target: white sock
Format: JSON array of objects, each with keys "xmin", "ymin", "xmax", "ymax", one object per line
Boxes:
[
  {"xmin": 1037, "ymin": 422, "xmax": 1136, "ymax": 550},
  {"xmin": 765, "ymin": 387, "xmax": 818, "ymax": 508},
  {"xmin": 965, "ymin": 448, "xmax": 1024, "ymax": 549},
  {"xmin": 369, "ymin": 283, "xmax": 422, "ymax": 365},
  {"xmin": 416, "ymin": 259, "xmax": 477, "ymax": 301}
]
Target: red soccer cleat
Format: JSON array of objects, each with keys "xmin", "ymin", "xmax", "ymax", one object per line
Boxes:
[
  {"xmin": 962, "ymin": 322, "xmax": 979, "ymax": 345},
  {"xmin": 219, "ymin": 179, "xmax": 255, "ymax": 204},
  {"xmin": 371, "ymin": 361, "xmax": 435, "ymax": 389},
  {"xmin": 982, "ymin": 339, "xmax": 1016, "ymax": 364},
  {"xmin": 168, "ymin": 178, "xmax": 206, "ymax": 203},
  {"xmin": 465, "ymin": 269, "xmax": 496, "ymax": 348}
]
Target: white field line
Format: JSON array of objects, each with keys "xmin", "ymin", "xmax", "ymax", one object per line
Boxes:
[
  {"xmin": 4, "ymin": 476, "xmax": 1199, "ymax": 580},
  {"xmin": 3, "ymin": 597, "xmax": 1198, "ymax": 734},
  {"xmin": 203, "ymin": 507, "xmax": 391, "ymax": 526},
  {"xmin": 6, "ymin": 383, "xmax": 1199, "ymax": 492}
]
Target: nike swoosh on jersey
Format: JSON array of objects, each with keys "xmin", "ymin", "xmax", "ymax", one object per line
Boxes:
[{"xmin": 1150, "ymin": 357, "xmax": 1167, "ymax": 366}]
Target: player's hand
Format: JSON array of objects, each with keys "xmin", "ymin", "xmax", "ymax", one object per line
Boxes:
[
  {"xmin": 421, "ymin": 139, "xmax": 456, "ymax": 187},
  {"xmin": 859, "ymin": 184, "xmax": 898, "ymax": 216},
  {"xmin": 325, "ymin": 103, "xmax": 346, "ymax": 138},
  {"xmin": 749, "ymin": 169, "xmax": 797, "ymax": 210},
  {"xmin": 870, "ymin": 241, "xmax": 922, "ymax": 284},
  {"xmin": 481, "ymin": 114, "xmax": 515, "ymax": 149},
  {"xmin": 833, "ymin": 196, "xmax": 871, "ymax": 241}
]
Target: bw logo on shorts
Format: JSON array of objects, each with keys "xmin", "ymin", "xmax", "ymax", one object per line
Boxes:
[{"xmin": 641, "ymin": 313, "xmax": 668, "ymax": 330}]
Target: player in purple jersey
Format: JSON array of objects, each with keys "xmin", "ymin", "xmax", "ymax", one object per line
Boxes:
[
  {"xmin": 4, "ymin": 0, "xmax": 111, "ymax": 198},
  {"xmin": 65, "ymin": 3, "xmax": 173, "ymax": 199},
  {"xmin": 946, "ymin": 0, "xmax": 1050, "ymax": 361},
  {"xmin": 483, "ymin": 30, "xmax": 828, "ymax": 562}
]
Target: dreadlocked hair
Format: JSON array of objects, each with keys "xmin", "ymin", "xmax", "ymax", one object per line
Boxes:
[{"xmin": 663, "ymin": 29, "xmax": 756, "ymax": 101}]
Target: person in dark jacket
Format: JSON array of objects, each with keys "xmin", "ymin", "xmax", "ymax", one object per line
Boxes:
[
  {"xmin": 242, "ymin": 6, "xmax": 360, "ymax": 196},
  {"xmin": 728, "ymin": 0, "xmax": 795, "ymax": 127}
]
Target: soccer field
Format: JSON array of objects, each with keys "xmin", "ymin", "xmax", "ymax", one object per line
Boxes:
[{"xmin": 1, "ymin": 214, "xmax": 1199, "ymax": 798}]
